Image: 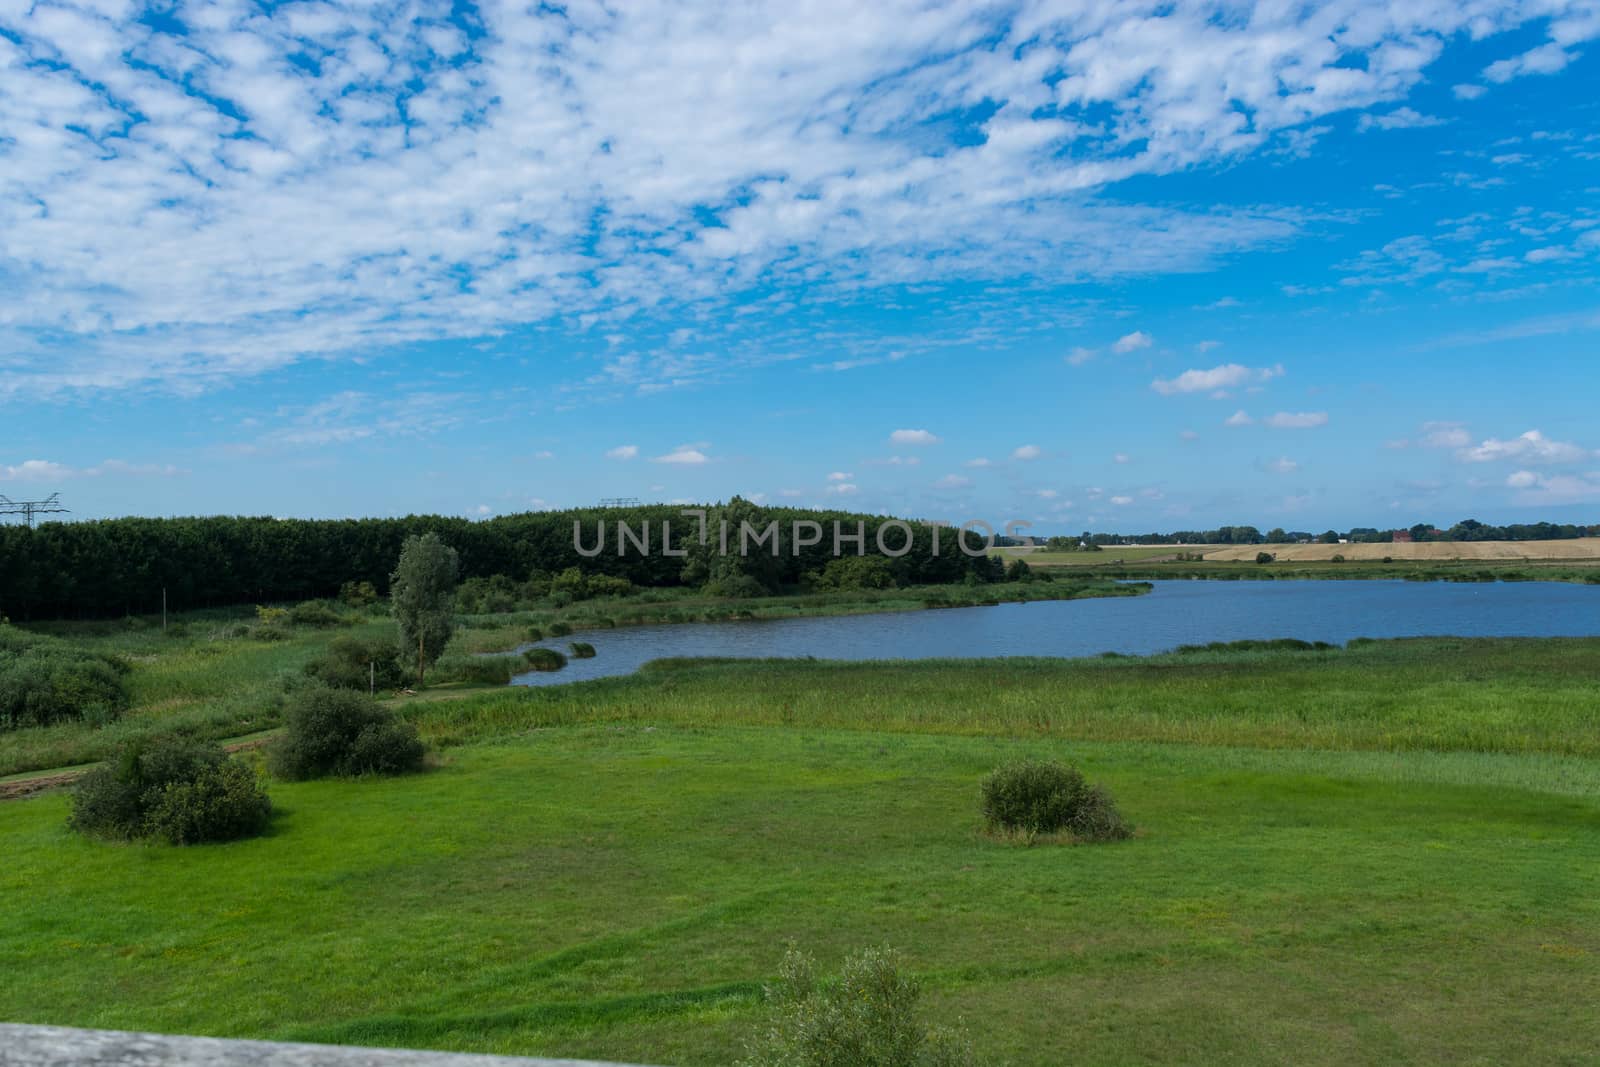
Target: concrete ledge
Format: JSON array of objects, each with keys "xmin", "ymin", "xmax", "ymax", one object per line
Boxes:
[{"xmin": 0, "ymin": 1025, "xmax": 656, "ymax": 1067}]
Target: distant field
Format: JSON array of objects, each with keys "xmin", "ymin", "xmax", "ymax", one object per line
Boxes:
[{"xmin": 1206, "ymin": 538, "xmax": 1600, "ymax": 563}]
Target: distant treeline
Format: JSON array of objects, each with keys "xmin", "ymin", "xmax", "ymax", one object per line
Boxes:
[
  {"xmin": 0, "ymin": 499, "xmax": 996, "ymax": 620},
  {"xmin": 1052, "ymin": 519, "xmax": 1597, "ymax": 548}
]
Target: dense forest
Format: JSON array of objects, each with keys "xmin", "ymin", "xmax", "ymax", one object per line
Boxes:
[{"xmin": 0, "ymin": 500, "xmax": 996, "ymax": 620}]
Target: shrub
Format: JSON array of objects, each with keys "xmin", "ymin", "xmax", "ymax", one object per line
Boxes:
[
  {"xmin": 1004, "ymin": 558, "xmax": 1032, "ymax": 582},
  {"xmin": 0, "ymin": 625, "xmax": 130, "ymax": 730},
  {"xmin": 70, "ymin": 734, "xmax": 271, "ymax": 844},
  {"xmin": 253, "ymin": 605, "xmax": 292, "ymax": 640},
  {"xmin": 979, "ymin": 759, "xmax": 1130, "ymax": 842},
  {"xmin": 567, "ymin": 641, "xmax": 596, "ymax": 659},
  {"xmin": 269, "ymin": 686, "xmax": 424, "ymax": 780},
  {"xmin": 816, "ymin": 556, "xmax": 897, "ymax": 591},
  {"xmin": 304, "ymin": 635, "xmax": 407, "ymax": 692},
  {"xmin": 287, "ymin": 600, "xmax": 346, "ymax": 628},
  {"xmin": 740, "ymin": 945, "xmax": 974, "ymax": 1067},
  {"xmin": 522, "ymin": 647, "xmax": 567, "ymax": 671},
  {"xmin": 1255, "ymin": 551, "xmax": 1275, "ymax": 564},
  {"xmin": 546, "ymin": 621, "xmax": 572, "ymax": 637},
  {"xmin": 339, "ymin": 580, "xmax": 379, "ymax": 607},
  {"xmin": 704, "ymin": 573, "xmax": 771, "ymax": 599},
  {"xmin": 525, "ymin": 625, "xmax": 545, "ymax": 642}
]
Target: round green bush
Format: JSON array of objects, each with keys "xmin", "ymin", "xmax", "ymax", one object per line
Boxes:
[
  {"xmin": 567, "ymin": 641, "xmax": 596, "ymax": 659},
  {"xmin": 980, "ymin": 759, "xmax": 1130, "ymax": 841},
  {"xmin": 287, "ymin": 600, "xmax": 347, "ymax": 627},
  {"xmin": 522, "ymin": 647, "xmax": 567, "ymax": 671},
  {"xmin": 303, "ymin": 635, "xmax": 406, "ymax": 692},
  {"xmin": 546, "ymin": 621, "xmax": 572, "ymax": 637},
  {"xmin": 70, "ymin": 734, "xmax": 271, "ymax": 844},
  {"xmin": 269, "ymin": 686, "xmax": 425, "ymax": 780}
]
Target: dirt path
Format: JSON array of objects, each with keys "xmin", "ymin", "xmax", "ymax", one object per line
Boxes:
[{"xmin": 0, "ymin": 734, "xmax": 278, "ymax": 802}]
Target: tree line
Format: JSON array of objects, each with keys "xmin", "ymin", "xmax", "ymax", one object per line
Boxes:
[
  {"xmin": 1051, "ymin": 519, "xmax": 1596, "ymax": 547},
  {"xmin": 0, "ymin": 499, "xmax": 995, "ymax": 620}
]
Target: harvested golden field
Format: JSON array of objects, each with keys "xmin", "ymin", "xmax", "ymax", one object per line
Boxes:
[{"xmin": 1205, "ymin": 538, "xmax": 1600, "ymax": 562}]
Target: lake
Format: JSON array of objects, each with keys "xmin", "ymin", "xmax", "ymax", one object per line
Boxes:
[{"xmin": 511, "ymin": 579, "xmax": 1600, "ymax": 686}]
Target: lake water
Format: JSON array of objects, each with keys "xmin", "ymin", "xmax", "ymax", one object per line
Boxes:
[{"xmin": 511, "ymin": 579, "xmax": 1600, "ymax": 687}]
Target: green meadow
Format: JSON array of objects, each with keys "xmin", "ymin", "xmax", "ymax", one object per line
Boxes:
[{"xmin": 3, "ymin": 630, "xmax": 1600, "ymax": 1064}]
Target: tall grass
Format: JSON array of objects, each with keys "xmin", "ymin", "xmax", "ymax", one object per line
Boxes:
[{"xmin": 405, "ymin": 637, "xmax": 1600, "ymax": 760}]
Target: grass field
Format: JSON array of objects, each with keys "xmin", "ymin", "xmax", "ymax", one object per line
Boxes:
[
  {"xmin": 1205, "ymin": 538, "xmax": 1600, "ymax": 562},
  {"xmin": 4, "ymin": 638, "xmax": 1600, "ymax": 1064}
]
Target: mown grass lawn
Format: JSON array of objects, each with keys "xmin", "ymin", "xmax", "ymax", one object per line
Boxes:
[{"xmin": 5, "ymin": 712, "xmax": 1599, "ymax": 1065}]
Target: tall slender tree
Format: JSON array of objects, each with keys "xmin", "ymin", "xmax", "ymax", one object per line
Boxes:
[{"xmin": 389, "ymin": 533, "xmax": 459, "ymax": 686}]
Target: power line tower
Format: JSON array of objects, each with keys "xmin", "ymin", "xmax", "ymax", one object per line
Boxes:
[{"xmin": 0, "ymin": 493, "xmax": 69, "ymax": 527}]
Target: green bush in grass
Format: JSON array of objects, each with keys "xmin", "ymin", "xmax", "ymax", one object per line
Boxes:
[
  {"xmin": 269, "ymin": 686, "xmax": 424, "ymax": 780},
  {"xmin": 70, "ymin": 734, "xmax": 271, "ymax": 844},
  {"xmin": 546, "ymin": 621, "xmax": 572, "ymax": 637},
  {"xmin": 0, "ymin": 624, "xmax": 130, "ymax": 730},
  {"xmin": 304, "ymin": 635, "xmax": 407, "ymax": 692},
  {"xmin": 522, "ymin": 647, "xmax": 567, "ymax": 671},
  {"xmin": 979, "ymin": 758, "xmax": 1130, "ymax": 842},
  {"xmin": 739, "ymin": 944, "xmax": 975, "ymax": 1067},
  {"xmin": 567, "ymin": 641, "xmax": 596, "ymax": 659}
]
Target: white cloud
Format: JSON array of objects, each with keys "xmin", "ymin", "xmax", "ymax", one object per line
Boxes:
[
  {"xmin": 7, "ymin": 1, "xmax": 1579, "ymax": 399},
  {"xmin": 605, "ymin": 445, "xmax": 639, "ymax": 460},
  {"xmin": 1265, "ymin": 411, "xmax": 1328, "ymax": 429},
  {"xmin": 1421, "ymin": 422, "xmax": 1471, "ymax": 449},
  {"xmin": 1268, "ymin": 456, "xmax": 1300, "ymax": 474},
  {"xmin": 0, "ymin": 458, "xmax": 184, "ymax": 481},
  {"xmin": 1453, "ymin": 84, "xmax": 1487, "ymax": 100},
  {"xmin": 1113, "ymin": 452, "xmax": 1131, "ymax": 464},
  {"xmin": 1504, "ymin": 470, "xmax": 1600, "ymax": 503},
  {"xmin": 1358, "ymin": 107, "xmax": 1445, "ymax": 132},
  {"xmin": 1113, "ymin": 331, "xmax": 1153, "ymax": 354},
  {"xmin": 827, "ymin": 471, "xmax": 854, "ymax": 481},
  {"xmin": 1065, "ymin": 346, "xmax": 1097, "ymax": 366},
  {"xmin": 933, "ymin": 474, "xmax": 971, "ymax": 489},
  {"xmin": 533, "ymin": 450, "xmax": 555, "ymax": 460},
  {"xmin": 1035, "ymin": 489, "xmax": 1058, "ymax": 499},
  {"xmin": 1180, "ymin": 429, "xmax": 1201, "ymax": 441},
  {"xmin": 1152, "ymin": 363, "xmax": 1283, "ymax": 396},
  {"xmin": 889, "ymin": 429, "xmax": 941, "ymax": 447},
  {"xmin": 1012, "ymin": 444, "xmax": 1042, "ymax": 461},
  {"xmin": 1195, "ymin": 340, "xmax": 1222, "ymax": 353},
  {"xmin": 963, "ymin": 458, "xmax": 993, "ymax": 469},
  {"xmin": 1110, "ymin": 495, "xmax": 1134, "ymax": 506},
  {"xmin": 827, "ymin": 482, "xmax": 859, "ymax": 495},
  {"xmin": 1459, "ymin": 430, "xmax": 1591, "ymax": 465},
  {"xmin": 0, "ymin": 460, "xmax": 73, "ymax": 482},
  {"xmin": 653, "ymin": 446, "xmax": 710, "ymax": 465},
  {"xmin": 1225, "ymin": 410, "xmax": 1254, "ymax": 427},
  {"xmin": 1484, "ymin": 42, "xmax": 1579, "ymax": 84}
]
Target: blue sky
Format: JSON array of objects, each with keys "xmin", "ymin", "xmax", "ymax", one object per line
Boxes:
[{"xmin": 2, "ymin": 0, "xmax": 1598, "ymax": 532}]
